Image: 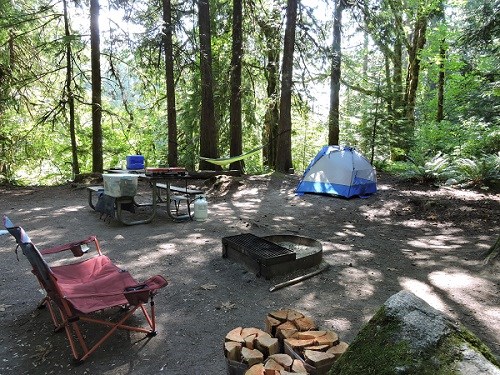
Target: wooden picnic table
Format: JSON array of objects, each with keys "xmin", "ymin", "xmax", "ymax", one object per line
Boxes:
[{"xmin": 88, "ymin": 170, "xmax": 204, "ymax": 225}]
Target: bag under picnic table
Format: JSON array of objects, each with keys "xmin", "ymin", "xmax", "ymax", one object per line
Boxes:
[{"xmin": 95, "ymin": 193, "xmax": 135, "ymax": 218}]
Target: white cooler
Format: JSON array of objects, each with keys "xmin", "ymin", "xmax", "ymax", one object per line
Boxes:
[{"xmin": 103, "ymin": 174, "xmax": 138, "ymax": 197}]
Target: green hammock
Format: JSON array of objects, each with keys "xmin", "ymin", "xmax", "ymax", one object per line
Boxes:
[{"xmin": 199, "ymin": 145, "xmax": 264, "ymax": 167}]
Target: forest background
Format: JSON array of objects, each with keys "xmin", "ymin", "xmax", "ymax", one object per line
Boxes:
[{"xmin": 0, "ymin": 0, "xmax": 498, "ymax": 186}]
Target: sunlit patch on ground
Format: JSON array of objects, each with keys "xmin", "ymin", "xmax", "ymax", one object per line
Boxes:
[
  {"xmin": 428, "ymin": 270, "xmax": 500, "ymax": 339},
  {"xmin": 398, "ymin": 277, "xmax": 448, "ymax": 312}
]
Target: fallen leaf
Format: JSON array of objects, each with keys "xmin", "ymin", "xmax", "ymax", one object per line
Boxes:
[
  {"xmin": 200, "ymin": 283, "xmax": 217, "ymax": 290},
  {"xmin": 218, "ymin": 301, "xmax": 236, "ymax": 311},
  {"xmin": 31, "ymin": 343, "xmax": 53, "ymax": 365},
  {"xmin": 0, "ymin": 304, "xmax": 12, "ymax": 312}
]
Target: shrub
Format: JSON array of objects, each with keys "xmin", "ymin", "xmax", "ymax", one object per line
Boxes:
[
  {"xmin": 401, "ymin": 152, "xmax": 453, "ymax": 183},
  {"xmin": 451, "ymin": 153, "xmax": 500, "ymax": 186}
]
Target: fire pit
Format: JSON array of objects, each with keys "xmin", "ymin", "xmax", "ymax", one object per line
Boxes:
[{"xmin": 222, "ymin": 233, "xmax": 322, "ymax": 279}]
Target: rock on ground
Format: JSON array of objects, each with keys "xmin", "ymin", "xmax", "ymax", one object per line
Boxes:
[{"xmin": 329, "ymin": 290, "xmax": 500, "ymax": 375}]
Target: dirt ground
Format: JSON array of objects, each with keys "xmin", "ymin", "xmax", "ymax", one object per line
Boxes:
[{"xmin": 0, "ymin": 172, "xmax": 498, "ymax": 374}]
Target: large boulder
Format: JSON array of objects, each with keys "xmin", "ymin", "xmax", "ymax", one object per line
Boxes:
[{"xmin": 329, "ymin": 290, "xmax": 500, "ymax": 374}]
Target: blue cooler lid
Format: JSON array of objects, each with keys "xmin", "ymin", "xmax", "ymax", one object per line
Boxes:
[{"xmin": 126, "ymin": 155, "xmax": 145, "ymax": 170}]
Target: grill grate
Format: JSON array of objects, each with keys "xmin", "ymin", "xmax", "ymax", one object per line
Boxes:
[{"xmin": 222, "ymin": 233, "xmax": 296, "ymax": 266}]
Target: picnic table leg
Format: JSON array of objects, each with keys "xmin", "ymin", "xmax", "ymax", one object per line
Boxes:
[
  {"xmin": 164, "ymin": 182, "xmax": 191, "ymax": 222},
  {"xmin": 116, "ymin": 193, "xmax": 156, "ymax": 225},
  {"xmin": 88, "ymin": 189, "xmax": 96, "ymax": 210}
]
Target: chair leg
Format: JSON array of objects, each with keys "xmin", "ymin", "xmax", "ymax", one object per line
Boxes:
[
  {"xmin": 46, "ymin": 300, "xmax": 159, "ymax": 363},
  {"xmin": 43, "ymin": 297, "xmax": 66, "ymax": 332}
]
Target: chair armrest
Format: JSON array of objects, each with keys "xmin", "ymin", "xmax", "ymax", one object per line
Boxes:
[
  {"xmin": 123, "ymin": 275, "xmax": 169, "ymax": 305},
  {"xmin": 41, "ymin": 236, "xmax": 101, "ymax": 257}
]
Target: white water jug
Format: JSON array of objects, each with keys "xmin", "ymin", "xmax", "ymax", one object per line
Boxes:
[{"xmin": 193, "ymin": 195, "xmax": 208, "ymax": 221}]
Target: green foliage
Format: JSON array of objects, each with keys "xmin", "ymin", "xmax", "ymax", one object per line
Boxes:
[
  {"xmin": 400, "ymin": 152, "xmax": 452, "ymax": 183},
  {"xmin": 380, "ymin": 152, "xmax": 500, "ymax": 187},
  {"xmin": 454, "ymin": 119, "xmax": 500, "ymax": 158},
  {"xmin": 409, "ymin": 118, "xmax": 499, "ymax": 182},
  {"xmin": 0, "ymin": 0, "xmax": 498, "ymax": 187},
  {"xmin": 452, "ymin": 153, "xmax": 500, "ymax": 186}
]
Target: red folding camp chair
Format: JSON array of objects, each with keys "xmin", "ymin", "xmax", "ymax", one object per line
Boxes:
[{"xmin": 3, "ymin": 215, "xmax": 168, "ymax": 363}]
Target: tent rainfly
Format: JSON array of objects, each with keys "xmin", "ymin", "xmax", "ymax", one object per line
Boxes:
[{"xmin": 296, "ymin": 145, "xmax": 377, "ymax": 198}]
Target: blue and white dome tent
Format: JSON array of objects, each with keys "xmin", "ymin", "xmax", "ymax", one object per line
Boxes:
[{"xmin": 295, "ymin": 145, "xmax": 377, "ymax": 198}]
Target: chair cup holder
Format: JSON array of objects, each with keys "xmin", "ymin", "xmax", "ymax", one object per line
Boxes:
[
  {"xmin": 124, "ymin": 284, "xmax": 150, "ymax": 305},
  {"xmin": 70, "ymin": 245, "xmax": 84, "ymax": 257}
]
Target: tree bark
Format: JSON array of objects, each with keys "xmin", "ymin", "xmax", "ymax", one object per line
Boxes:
[
  {"xmin": 63, "ymin": 0, "xmax": 79, "ymax": 177},
  {"xmin": 391, "ymin": 8, "xmax": 405, "ymax": 158},
  {"xmin": 258, "ymin": 11, "xmax": 280, "ymax": 169},
  {"xmin": 405, "ymin": 12, "xmax": 428, "ymax": 129},
  {"xmin": 162, "ymin": 0, "xmax": 178, "ymax": 167},
  {"xmin": 90, "ymin": 0, "xmax": 103, "ymax": 173},
  {"xmin": 328, "ymin": 0, "xmax": 345, "ymax": 146},
  {"xmin": 384, "ymin": 55, "xmax": 392, "ymax": 114},
  {"xmin": 229, "ymin": 0, "xmax": 243, "ymax": 172},
  {"xmin": 0, "ymin": 32, "xmax": 15, "ymax": 178},
  {"xmin": 198, "ymin": 0, "xmax": 220, "ymax": 170},
  {"xmin": 276, "ymin": 0, "xmax": 298, "ymax": 173},
  {"xmin": 436, "ymin": 39, "xmax": 445, "ymax": 122}
]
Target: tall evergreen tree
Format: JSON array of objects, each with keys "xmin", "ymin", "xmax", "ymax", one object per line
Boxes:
[
  {"xmin": 404, "ymin": 4, "xmax": 429, "ymax": 129},
  {"xmin": 276, "ymin": 0, "xmax": 298, "ymax": 173},
  {"xmin": 229, "ymin": 0, "xmax": 244, "ymax": 171},
  {"xmin": 198, "ymin": 0, "xmax": 219, "ymax": 170},
  {"xmin": 63, "ymin": 0, "xmax": 79, "ymax": 177},
  {"xmin": 90, "ymin": 0, "xmax": 103, "ymax": 173},
  {"xmin": 328, "ymin": 0, "xmax": 346, "ymax": 146},
  {"xmin": 162, "ymin": 0, "xmax": 178, "ymax": 167},
  {"xmin": 255, "ymin": 3, "xmax": 281, "ymax": 168}
]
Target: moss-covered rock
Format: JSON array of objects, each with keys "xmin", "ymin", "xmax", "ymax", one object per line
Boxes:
[{"xmin": 329, "ymin": 290, "xmax": 500, "ymax": 375}]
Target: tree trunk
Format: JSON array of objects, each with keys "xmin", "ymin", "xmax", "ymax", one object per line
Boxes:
[
  {"xmin": 391, "ymin": 12, "xmax": 405, "ymax": 159},
  {"xmin": 370, "ymin": 76, "xmax": 381, "ymax": 164},
  {"xmin": 328, "ymin": 0, "xmax": 345, "ymax": 146},
  {"xmin": 198, "ymin": 0, "xmax": 220, "ymax": 171},
  {"xmin": 0, "ymin": 32, "xmax": 15, "ymax": 179},
  {"xmin": 362, "ymin": 29, "xmax": 369, "ymax": 75},
  {"xmin": 90, "ymin": 0, "xmax": 103, "ymax": 173},
  {"xmin": 276, "ymin": 0, "xmax": 298, "ymax": 173},
  {"xmin": 436, "ymin": 39, "xmax": 445, "ymax": 122},
  {"xmin": 258, "ymin": 11, "xmax": 280, "ymax": 169},
  {"xmin": 384, "ymin": 55, "xmax": 392, "ymax": 115},
  {"xmin": 229, "ymin": 0, "xmax": 243, "ymax": 172},
  {"xmin": 434, "ymin": 2, "xmax": 445, "ymax": 123},
  {"xmin": 162, "ymin": 0, "xmax": 178, "ymax": 167},
  {"xmin": 405, "ymin": 13, "xmax": 427, "ymax": 130},
  {"xmin": 63, "ymin": 0, "xmax": 79, "ymax": 177},
  {"xmin": 263, "ymin": 53, "xmax": 280, "ymax": 169}
]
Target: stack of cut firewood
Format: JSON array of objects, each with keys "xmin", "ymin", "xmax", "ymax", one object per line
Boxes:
[{"xmin": 224, "ymin": 309, "xmax": 348, "ymax": 375}]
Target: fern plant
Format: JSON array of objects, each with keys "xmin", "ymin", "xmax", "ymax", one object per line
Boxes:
[
  {"xmin": 402, "ymin": 152, "xmax": 453, "ymax": 183},
  {"xmin": 452, "ymin": 153, "xmax": 500, "ymax": 186}
]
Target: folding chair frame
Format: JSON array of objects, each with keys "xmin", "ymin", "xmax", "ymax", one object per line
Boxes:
[
  {"xmin": 3, "ymin": 219, "xmax": 167, "ymax": 364},
  {"xmin": 42, "ymin": 290, "xmax": 158, "ymax": 364}
]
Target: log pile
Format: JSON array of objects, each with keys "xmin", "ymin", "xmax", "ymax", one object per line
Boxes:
[{"xmin": 224, "ymin": 309, "xmax": 349, "ymax": 375}]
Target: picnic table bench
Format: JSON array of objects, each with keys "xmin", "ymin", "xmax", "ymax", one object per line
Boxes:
[{"xmin": 155, "ymin": 183, "xmax": 204, "ymax": 217}]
